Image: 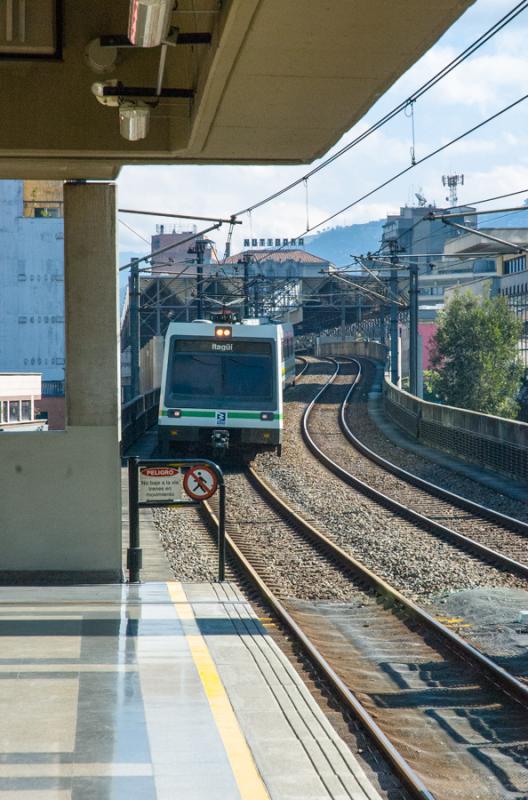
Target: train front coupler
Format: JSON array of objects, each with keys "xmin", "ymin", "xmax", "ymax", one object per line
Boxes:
[{"xmin": 211, "ymin": 429, "xmax": 230, "ymax": 456}]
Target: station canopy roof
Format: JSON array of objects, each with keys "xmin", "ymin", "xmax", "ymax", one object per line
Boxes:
[{"xmin": 0, "ymin": 0, "xmax": 474, "ymax": 179}]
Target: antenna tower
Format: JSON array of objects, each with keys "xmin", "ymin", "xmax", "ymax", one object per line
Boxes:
[{"xmin": 442, "ymin": 174, "xmax": 464, "ymax": 206}]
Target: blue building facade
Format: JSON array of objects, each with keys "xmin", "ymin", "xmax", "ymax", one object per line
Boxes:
[{"xmin": 0, "ymin": 181, "xmax": 64, "ymax": 382}]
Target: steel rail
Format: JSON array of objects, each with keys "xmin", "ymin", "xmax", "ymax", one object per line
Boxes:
[
  {"xmin": 294, "ymin": 355, "xmax": 309, "ymax": 380},
  {"xmin": 300, "ymin": 359, "xmax": 528, "ymax": 705},
  {"xmin": 304, "ymin": 358, "xmax": 528, "ymax": 581},
  {"xmin": 201, "ymin": 484, "xmax": 436, "ymax": 800},
  {"xmin": 339, "ymin": 356, "xmax": 528, "ymax": 537}
]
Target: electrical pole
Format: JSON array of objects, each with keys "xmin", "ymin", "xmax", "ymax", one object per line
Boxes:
[
  {"xmin": 254, "ymin": 274, "xmax": 260, "ymax": 319},
  {"xmin": 129, "ymin": 258, "xmax": 140, "ymax": 399},
  {"xmin": 195, "ymin": 238, "xmax": 207, "ymax": 318},
  {"xmin": 388, "ymin": 239, "xmax": 399, "ymax": 386},
  {"xmin": 409, "ymin": 262, "xmax": 419, "ymax": 396},
  {"xmin": 239, "ymin": 252, "xmax": 251, "ymax": 319}
]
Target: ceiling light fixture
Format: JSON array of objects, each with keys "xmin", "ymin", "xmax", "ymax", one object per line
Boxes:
[
  {"xmin": 119, "ymin": 102, "xmax": 151, "ymax": 141},
  {"xmin": 92, "ymin": 82, "xmax": 152, "ymax": 141}
]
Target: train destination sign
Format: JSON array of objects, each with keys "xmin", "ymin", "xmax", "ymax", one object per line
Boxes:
[
  {"xmin": 139, "ymin": 466, "xmax": 183, "ymax": 504},
  {"xmin": 174, "ymin": 340, "xmax": 271, "ymax": 355}
]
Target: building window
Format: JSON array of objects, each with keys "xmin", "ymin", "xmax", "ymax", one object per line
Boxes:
[
  {"xmin": 9, "ymin": 401, "xmax": 20, "ymax": 422},
  {"xmin": 21, "ymin": 401, "xmax": 31, "ymax": 421},
  {"xmin": 504, "ymin": 255, "xmax": 526, "ymax": 274},
  {"xmin": 1, "ymin": 401, "xmax": 6, "ymax": 423}
]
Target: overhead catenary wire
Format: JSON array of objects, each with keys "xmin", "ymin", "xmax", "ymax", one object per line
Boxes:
[
  {"xmin": 118, "ymin": 218, "xmax": 151, "ymax": 245},
  {"xmin": 448, "ymin": 186, "xmax": 528, "ymax": 210},
  {"xmin": 304, "ymin": 92, "xmax": 528, "ymax": 236},
  {"xmin": 119, "ymin": 208, "xmax": 240, "ymax": 225},
  {"xmin": 233, "ymin": 0, "xmax": 528, "ymax": 217},
  {"xmin": 245, "ymin": 90, "xmax": 528, "ymax": 271}
]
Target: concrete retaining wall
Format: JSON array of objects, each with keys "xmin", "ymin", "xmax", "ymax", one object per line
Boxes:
[
  {"xmin": 316, "ymin": 337, "xmax": 387, "ymax": 361},
  {"xmin": 314, "ymin": 334, "xmax": 528, "ymax": 482},
  {"xmin": 384, "ymin": 379, "xmax": 528, "ymax": 482}
]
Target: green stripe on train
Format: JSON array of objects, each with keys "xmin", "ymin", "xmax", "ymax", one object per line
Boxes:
[{"xmin": 161, "ymin": 409, "xmax": 282, "ymax": 420}]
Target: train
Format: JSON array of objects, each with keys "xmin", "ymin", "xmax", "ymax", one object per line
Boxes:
[{"xmin": 158, "ymin": 318, "xmax": 295, "ymax": 458}]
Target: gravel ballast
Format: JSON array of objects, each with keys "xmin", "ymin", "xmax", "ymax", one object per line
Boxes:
[{"xmin": 255, "ymin": 359, "xmax": 527, "ymax": 604}]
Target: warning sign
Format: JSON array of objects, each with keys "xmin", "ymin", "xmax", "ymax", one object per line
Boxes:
[
  {"xmin": 183, "ymin": 465, "xmax": 218, "ymax": 501},
  {"xmin": 139, "ymin": 466, "xmax": 183, "ymax": 504}
]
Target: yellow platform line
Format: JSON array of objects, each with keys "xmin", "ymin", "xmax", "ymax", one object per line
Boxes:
[{"xmin": 168, "ymin": 582, "xmax": 270, "ymax": 800}]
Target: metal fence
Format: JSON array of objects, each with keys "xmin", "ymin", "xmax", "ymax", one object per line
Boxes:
[{"xmin": 121, "ymin": 388, "xmax": 160, "ymax": 453}]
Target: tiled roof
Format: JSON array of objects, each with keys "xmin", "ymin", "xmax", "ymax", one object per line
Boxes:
[{"xmin": 225, "ymin": 249, "xmax": 329, "ymax": 265}]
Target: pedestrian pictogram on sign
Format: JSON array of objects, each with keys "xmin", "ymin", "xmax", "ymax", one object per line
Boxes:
[{"xmin": 183, "ymin": 465, "xmax": 218, "ymax": 501}]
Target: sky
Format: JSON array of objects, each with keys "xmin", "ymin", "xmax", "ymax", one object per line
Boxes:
[{"xmin": 117, "ymin": 0, "xmax": 528, "ymax": 259}]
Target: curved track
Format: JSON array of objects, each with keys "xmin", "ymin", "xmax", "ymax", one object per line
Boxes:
[
  {"xmin": 343, "ymin": 357, "xmax": 528, "ymax": 538},
  {"xmin": 303, "ymin": 358, "xmax": 528, "ymax": 583}
]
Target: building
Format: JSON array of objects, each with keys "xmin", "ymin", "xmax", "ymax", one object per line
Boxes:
[
  {"xmin": 0, "ymin": 181, "xmax": 64, "ymax": 382},
  {"xmin": 151, "ymin": 227, "xmax": 214, "ymax": 273},
  {"xmin": 225, "ymin": 248, "xmax": 330, "ymax": 279},
  {"xmin": 443, "ymin": 229, "xmax": 528, "ymax": 368},
  {"xmin": 0, "ymin": 373, "xmax": 46, "ymax": 431},
  {"xmin": 381, "ymin": 204, "xmax": 476, "ymax": 272}
]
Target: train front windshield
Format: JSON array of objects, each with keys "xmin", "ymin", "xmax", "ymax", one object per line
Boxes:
[{"xmin": 165, "ymin": 338, "xmax": 275, "ymax": 408}]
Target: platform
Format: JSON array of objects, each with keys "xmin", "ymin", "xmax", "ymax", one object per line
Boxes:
[{"xmin": 0, "ymin": 581, "xmax": 381, "ymax": 800}]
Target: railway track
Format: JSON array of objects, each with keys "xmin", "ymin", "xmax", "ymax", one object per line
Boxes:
[
  {"xmin": 201, "ymin": 463, "xmax": 528, "ymax": 800},
  {"xmin": 303, "ymin": 357, "xmax": 528, "ymax": 581}
]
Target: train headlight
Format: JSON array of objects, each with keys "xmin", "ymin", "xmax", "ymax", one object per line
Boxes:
[
  {"xmin": 168, "ymin": 409, "xmax": 182, "ymax": 418},
  {"xmin": 215, "ymin": 326, "xmax": 232, "ymax": 337},
  {"xmin": 260, "ymin": 412, "xmax": 274, "ymax": 421}
]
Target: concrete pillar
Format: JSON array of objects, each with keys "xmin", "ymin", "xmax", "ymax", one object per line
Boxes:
[
  {"xmin": 62, "ymin": 181, "xmax": 121, "ymax": 577},
  {"xmin": 65, "ymin": 182, "xmax": 119, "ymax": 428}
]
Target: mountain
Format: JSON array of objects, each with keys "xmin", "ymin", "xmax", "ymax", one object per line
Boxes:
[{"xmin": 305, "ymin": 220, "xmax": 384, "ymax": 266}]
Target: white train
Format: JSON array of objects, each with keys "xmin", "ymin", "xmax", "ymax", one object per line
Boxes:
[{"xmin": 158, "ymin": 319, "xmax": 295, "ymax": 457}]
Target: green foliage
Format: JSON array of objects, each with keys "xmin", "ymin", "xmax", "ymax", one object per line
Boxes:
[
  {"xmin": 422, "ymin": 370, "xmax": 442, "ymax": 404},
  {"xmin": 430, "ymin": 290, "xmax": 523, "ymax": 418}
]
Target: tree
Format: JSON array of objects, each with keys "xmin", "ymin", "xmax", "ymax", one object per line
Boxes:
[{"xmin": 430, "ymin": 290, "xmax": 523, "ymax": 418}]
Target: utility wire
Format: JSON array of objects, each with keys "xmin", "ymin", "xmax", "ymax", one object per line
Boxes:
[
  {"xmin": 304, "ymin": 92, "xmax": 528, "ymax": 236},
  {"xmin": 448, "ymin": 186, "xmax": 528, "ymax": 210},
  {"xmin": 245, "ymin": 90, "xmax": 528, "ymax": 271},
  {"xmin": 234, "ymin": 0, "xmax": 528, "ymax": 217},
  {"xmin": 118, "ymin": 218, "xmax": 150, "ymax": 245}
]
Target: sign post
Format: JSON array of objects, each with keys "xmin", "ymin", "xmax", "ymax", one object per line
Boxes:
[
  {"xmin": 127, "ymin": 457, "xmax": 225, "ymax": 583},
  {"xmin": 127, "ymin": 457, "xmax": 142, "ymax": 583}
]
